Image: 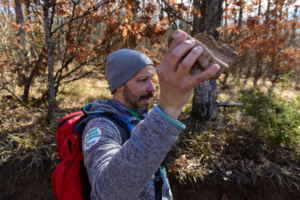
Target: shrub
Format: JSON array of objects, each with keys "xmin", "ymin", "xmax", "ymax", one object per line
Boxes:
[{"xmin": 239, "ymin": 89, "xmax": 300, "ymax": 148}]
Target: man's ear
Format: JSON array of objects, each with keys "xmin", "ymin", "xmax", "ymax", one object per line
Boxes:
[{"xmin": 113, "ymin": 85, "xmax": 124, "ymax": 97}]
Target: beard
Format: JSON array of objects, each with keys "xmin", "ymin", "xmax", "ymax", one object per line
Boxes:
[{"xmin": 123, "ymin": 85, "xmax": 154, "ymax": 111}]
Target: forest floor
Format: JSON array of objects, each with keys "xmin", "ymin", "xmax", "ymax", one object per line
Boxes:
[{"xmin": 0, "ymin": 74, "xmax": 300, "ymax": 200}]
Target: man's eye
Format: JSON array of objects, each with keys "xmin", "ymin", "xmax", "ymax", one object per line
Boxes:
[{"xmin": 139, "ymin": 78, "xmax": 147, "ymax": 82}]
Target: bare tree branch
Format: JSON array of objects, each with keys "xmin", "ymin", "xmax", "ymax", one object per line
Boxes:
[
  {"xmin": 0, "ymin": 84, "xmax": 31, "ymax": 110},
  {"xmin": 51, "ymin": 0, "xmax": 110, "ymax": 35}
]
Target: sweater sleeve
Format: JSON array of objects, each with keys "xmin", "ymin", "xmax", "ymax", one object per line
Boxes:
[{"xmin": 82, "ymin": 105, "xmax": 185, "ymax": 200}]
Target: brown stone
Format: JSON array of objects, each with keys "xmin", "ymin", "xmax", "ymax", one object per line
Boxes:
[{"xmin": 168, "ymin": 31, "xmax": 238, "ymax": 75}]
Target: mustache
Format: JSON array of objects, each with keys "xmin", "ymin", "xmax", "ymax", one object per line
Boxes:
[{"xmin": 139, "ymin": 92, "xmax": 154, "ymax": 100}]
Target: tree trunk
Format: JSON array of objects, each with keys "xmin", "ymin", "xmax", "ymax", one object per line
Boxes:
[
  {"xmin": 43, "ymin": 1, "xmax": 56, "ymax": 123},
  {"xmin": 258, "ymin": 0, "xmax": 262, "ymax": 16},
  {"xmin": 290, "ymin": 6, "xmax": 298, "ymax": 45},
  {"xmin": 14, "ymin": 0, "xmax": 24, "ymax": 27},
  {"xmin": 265, "ymin": 0, "xmax": 271, "ymax": 24},
  {"xmin": 191, "ymin": 80, "xmax": 218, "ymax": 121},
  {"xmin": 24, "ymin": 0, "xmax": 31, "ymax": 20},
  {"xmin": 14, "ymin": 0, "xmax": 32, "ymax": 102},
  {"xmin": 238, "ymin": 1, "xmax": 244, "ymax": 28},
  {"xmin": 192, "ymin": 0, "xmax": 204, "ymax": 35},
  {"xmin": 253, "ymin": 57, "xmax": 262, "ymax": 87},
  {"xmin": 14, "ymin": 0, "xmax": 26, "ymax": 47},
  {"xmin": 22, "ymin": 54, "xmax": 44, "ymax": 102},
  {"xmin": 192, "ymin": 0, "xmax": 223, "ymax": 37},
  {"xmin": 223, "ymin": 0, "xmax": 228, "ymax": 39},
  {"xmin": 191, "ymin": 0, "xmax": 224, "ymax": 124},
  {"xmin": 295, "ymin": 72, "xmax": 300, "ymax": 90}
]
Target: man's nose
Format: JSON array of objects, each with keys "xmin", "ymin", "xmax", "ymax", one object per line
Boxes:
[{"xmin": 147, "ymin": 81, "xmax": 155, "ymax": 93}]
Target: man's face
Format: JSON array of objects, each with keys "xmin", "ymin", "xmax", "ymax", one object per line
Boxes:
[{"xmin": 120, "ymin": 65, "xmax": 156, "ymax": 111}]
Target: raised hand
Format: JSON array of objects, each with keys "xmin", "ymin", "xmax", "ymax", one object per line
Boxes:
[{"xmin": 158, "ymin": 30, "xmax": 221, "ymax": 119}]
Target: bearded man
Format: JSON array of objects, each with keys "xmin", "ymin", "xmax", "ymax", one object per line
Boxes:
[{"xmin": 82, "ymin": 30, "xmax": 220, "ymax": 200}]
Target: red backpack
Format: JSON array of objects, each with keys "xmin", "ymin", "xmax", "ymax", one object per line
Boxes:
[
  {"xmin": 51, "ymin": 108, "xmax": 131, "ymax": 200},
  {"xmin": 51, "ymin": 111, "xmax": 90, "ymax": 200}
]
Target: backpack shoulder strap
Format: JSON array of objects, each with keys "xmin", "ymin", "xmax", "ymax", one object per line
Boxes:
[
  {"xmin": 94, "ymin": 112, "xmax": 132, "ymax": 144},
  {"xmin": 75, "ymin": 106, "xmax": 132, "ymax": 144}
]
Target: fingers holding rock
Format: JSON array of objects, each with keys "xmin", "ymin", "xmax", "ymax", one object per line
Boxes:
[
  {"xmin": 168, "ymin": 30, "xmax": 189, "ymax": 50},
  {"xmin": 192, "ymin": 64, "xmax": 221, "ymax": 86},
  {"xmin": 177, "ymin": 45, "xmax": 204, "ymax": 76},
  {"xmin": 166, "ymin": 39, "xmax": 197, "ymax": 71}
]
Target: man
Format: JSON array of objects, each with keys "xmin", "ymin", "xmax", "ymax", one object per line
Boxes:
[{"xmin": 82, "ymin": 30, "xmax": 220, "ymax": 200}]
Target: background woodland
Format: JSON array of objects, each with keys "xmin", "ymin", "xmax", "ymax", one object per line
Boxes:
[{"xmin": 0, "ymin": 0, "xmax": 300, "ymax": 199}]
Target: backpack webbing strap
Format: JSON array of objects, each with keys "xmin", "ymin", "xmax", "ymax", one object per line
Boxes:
[
  {"xmin": 98, "ymin": 113, "xmax": 131, "ymax": 144},
  {"xmin": 155, "ymin": 169, "xmax": 163, "ymax": 200},
  {"xmin": 80, "ymin": 161, "xmax": 91, "ymax": 200}
]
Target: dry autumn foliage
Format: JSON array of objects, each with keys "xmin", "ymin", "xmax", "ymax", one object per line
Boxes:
[
  {"xmin": 0, "ymin": 0, "xmax": 299, "ymax": 118},
  {"xmin": 219, "ymin": 0, "xmax": 300, "ymax": 87}
]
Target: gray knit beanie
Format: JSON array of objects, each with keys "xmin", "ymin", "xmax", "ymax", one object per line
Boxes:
[{"xmin": 105, "ymin": 48, "xmax": 153, "ymax": 93}]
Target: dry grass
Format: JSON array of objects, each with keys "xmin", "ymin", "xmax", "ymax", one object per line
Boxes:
[
  {"xmin": 217, "ymin": 76, "xmax": 300, "ymax": 104},
  {"xmin": 0, "ymin": 74, "xmax": 110, "ymax": 174},
  {"xmin": 0, "ymin": 73, "xmax": 300, "ymax": 190},
  {"xmin": 167, "ymin": 80, "xmax": 300, "ymax": 189},
  {"xmin": 57, "ymin": 74, "xmax": 112, "ymax": 109}
]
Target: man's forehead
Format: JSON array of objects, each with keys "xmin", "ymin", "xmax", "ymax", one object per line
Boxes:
[{"xmin": 137, "ymin": 65, "xmax": 156, "ymax": 76}]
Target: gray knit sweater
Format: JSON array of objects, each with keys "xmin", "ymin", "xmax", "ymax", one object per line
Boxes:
[{"xmin": 82, "ymin": 100, "xmax": 185, "ymax": 200}]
